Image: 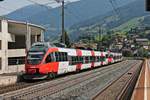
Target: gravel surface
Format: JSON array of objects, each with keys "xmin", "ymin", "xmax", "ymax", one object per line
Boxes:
[
  {"xmin": 46, "ymin": 60, "xmax": 140, "ymax": 100},
  {"xmin": 0, "ymin": 60, "xmax": 140, "ymax": 100},
  {"xmin": 94, "ymin": 60, "xmax": 142, "ymax": 100}
]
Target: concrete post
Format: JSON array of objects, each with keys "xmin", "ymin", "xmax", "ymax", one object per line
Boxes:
[
  {"xmin": 26, "ymin": 22, "xmax": 31, "ymax": 50},
  {"xmin": 40, "ymin": 30, "xmax": 44, "ymax": 42},
  {"xmin": 1, "ymin": 20, "xmax": 8, "ymax": 73},
  {"xmin": 35, "ymin": 35, "xmax": 37, "ymax": 42}
]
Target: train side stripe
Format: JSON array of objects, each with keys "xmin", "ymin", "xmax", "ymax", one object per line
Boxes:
[
  {"xmin": 76, "ymin": 49, "xmax": 82, "ymax": 71},
  {"xmin": 91, "ymin": 51, "xmax": 95, "ymax": 68}
]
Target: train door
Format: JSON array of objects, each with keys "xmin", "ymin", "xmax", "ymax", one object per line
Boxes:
[
  {"xmin": 55, "ymin": 52, "xmax": 69, "ymax": 74},
  {"xmin": 68, "ymin": 56, "xmax": 79, "ymax": 72},
  {"xmin": 100, "ymin": 52, "xmax": 107, "ymax": 65}
]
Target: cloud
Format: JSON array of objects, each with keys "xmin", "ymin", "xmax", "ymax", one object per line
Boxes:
[
  {"xmin": 0, "ymin": 0, "xmax": 80, "ymax": 15},
  {"xmin": 32, "ymin": 0, "xmax": 80, "ymax": 8}
]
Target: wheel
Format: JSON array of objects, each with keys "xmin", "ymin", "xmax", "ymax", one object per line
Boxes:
[
  {"xmin": 52, "ymin": 72, "xmax": 56, "ymax": 78},
  {"xmin": 47, "ymin": 73, "xmax": 53, "ymax": 80},
  {"xmin": 47, "ymin": 72, "xmax": 57, "ymax": 80}
]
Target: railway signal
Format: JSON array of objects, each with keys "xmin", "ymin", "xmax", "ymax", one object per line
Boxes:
[{"xmin": 146, "ymin": 0, "xmax": 150, "ymax": 11}]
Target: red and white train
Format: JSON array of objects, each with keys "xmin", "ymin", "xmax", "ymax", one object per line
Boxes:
[{"xmin": 23, "ymin": 42, "xmax": 123, "ymax": 80}]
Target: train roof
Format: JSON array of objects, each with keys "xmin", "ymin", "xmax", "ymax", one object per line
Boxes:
[
  {"xmin": 32, "ymin": 42, "xmax": 56, "ymax": 48},
  {"xmin": 31, "ymin": 42, "xmax": 122, "ymax": 55}
]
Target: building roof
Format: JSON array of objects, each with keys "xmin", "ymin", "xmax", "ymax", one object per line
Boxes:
[
  {"xmin": 7, "ymin": 20, "xmax": 45, "ymax": 31},
  {"xmin": 135, "ymin": 38, "xmax": 149, "ymax": 42},
  {"xmin": 1, "ymin": 19, "xmax": 45, "ymax": 35}
]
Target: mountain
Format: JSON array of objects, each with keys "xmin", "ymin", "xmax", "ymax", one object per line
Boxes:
[
  {"xmin": 6, "ymin": 0, "xmax": 137, "ymax": 41},
  {"xmin": 69, "ymin": 0, "xmax": 149, "ymax": 40}
]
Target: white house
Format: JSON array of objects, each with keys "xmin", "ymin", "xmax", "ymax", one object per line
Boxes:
[{"xmin": 0, "ymin": 19, "xmax": 45, "ymax": 74}]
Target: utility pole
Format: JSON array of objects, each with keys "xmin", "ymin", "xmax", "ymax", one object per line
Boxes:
[
  {"xmin": 61, "ymin": 0, "xmax": 65, "ymax": 44},
  {"xmin": 98, "ymin": 25, "xmax": 101, "ymax": 42},
  {"xmin": 55, "ymin": 0, "xmax": 65, "ymax": 44},
  {"xmin": 87, "ymin": 27, "xmax": 91, "ymax": 46},
  {"xmin": 98, "ymin": 25, "xmax": 102, "ymax": 50}
]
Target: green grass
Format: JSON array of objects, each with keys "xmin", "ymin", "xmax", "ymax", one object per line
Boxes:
[{"xmin": 112, "ymin": 16, "xmax": 144, "ymax": 32}]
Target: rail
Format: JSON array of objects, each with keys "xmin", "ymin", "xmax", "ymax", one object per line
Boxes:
[{"xmin": 92, "ymin": 60, "xmax": 143, "ymax": 100}]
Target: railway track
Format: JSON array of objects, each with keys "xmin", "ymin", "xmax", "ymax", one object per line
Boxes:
[
  {"xmin": 0, "ymin": 60, "xmax": 140, "ymax": 100},
  {"xmin": 0, "ymin": 81, "xmax": 48, "ymax": 95},
  {"xmin": 92, "ymin": 60, "xmax": 143, "ymax": 100},
  {"xmin": 0, "ymin": 61, "xmax": 126, "ymax": 95}
]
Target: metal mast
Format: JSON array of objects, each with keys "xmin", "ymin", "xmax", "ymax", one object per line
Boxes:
[
  {"xmin": 61, "ymin": 0, "xmax": 65, "ymax": 44},
  {"xmin": 55, "ymin": 0, "xmax": 65, "ymax": 44}
]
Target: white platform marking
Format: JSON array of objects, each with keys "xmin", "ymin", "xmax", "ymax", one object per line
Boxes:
[{"xmin": 144, "ymin": 60, "xmax": 148, "ymax": 100}]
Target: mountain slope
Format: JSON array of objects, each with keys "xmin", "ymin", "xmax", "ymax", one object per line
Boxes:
[
  {"xmin": 69, "ymin": 0, "xmax": 149, "ymax": 40},
  {"xmin": 6, "ymin": 0, "xmax": 136, "ymax": 41}
]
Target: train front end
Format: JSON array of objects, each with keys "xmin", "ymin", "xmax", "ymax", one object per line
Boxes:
[{"xmin": 23, "ymin": 43, "xmax": 49, "ymax": 80}]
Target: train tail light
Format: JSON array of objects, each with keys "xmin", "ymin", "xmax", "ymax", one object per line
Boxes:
[
  {"xmin": 27, "ymin": 69, "xmax": 36, "ymax": 74},
  {"xmin": 36, "ymin": 68, "xmax": 39, "ymax": 74}
]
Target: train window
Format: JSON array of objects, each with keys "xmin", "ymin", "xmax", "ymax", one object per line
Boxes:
[
  {"xmin": 60, "ymin": 53, "xmax": 62, "ymax": 61},
  {"xmin": 55, "ymin": 52, "xmax": 59, "ymax": 61},
  {"xmin": 110, "ymin": 54, "xmax": 113, "ymax": 57},
  {"xmin": 69, "ymin": 56, "xmax": 89, "ymax": 65},
  {"xmin": 59, "ymin": 52, "xmax": 63, "ymax": 61},
  {"xmin": 73, "ymin": 56, "xmax": 77, "ymax": 63},
  {"xmin": 63, "ymin": 52, "xmax": 68, "ymax": 61},
  {"xmin": 84, "ymin": 56, "xmax": 90, "ymax": 63},
  {"xmin": 85, "ymin": 56, "xmax": 88, "ymax": 63},
  {"xmin": 71, "ymin": 57, "xmax": 74, "ymax": 64},
  {"xmin": 78, "ymin": 56, "xmax": 82, "ymax": 63},
  {"xmin": 106, "ymin": 54, "xmax": 108, "ymax": 58},
  {"xmin": 45, "ymin": 54, "xmax": 53, "ymax": 63},
  {"xmin": 95, "ymin": 56, "xmax": 99, "ymax": 62},
  {"xmin": 69, "ymin": 56, "xmax": 83, "ymax": 65},
  {"xmin": 78, "ymin": 56, "xmax": 83, "ymax": 63},
  {"xmin": 89, "ymin": 56, "xmax": 92, "ymax": 63},
  {"xmin": 70, "ymin": 56, "xmax": 75, "ymax": 65},
  {"xmin": 100, "ymin": 56, "xmax": 106, "ymax": 61},
  {"xmin": 91, "ymin": 56, "xmax": 95, "ymax": 62},
  {"xmin": 54, "ymin": 52, "xmax": 68, "ymax": 62},
  {"xmin": 56, "ymin": 52, "xmax": 61, "ymax": 61},
  {"xmin": 98, "ymin": 56, "xmax": 100, "ymax": 62},
  {"xmin": 27, "ymin": 51, "xmax": 45, "ymax": 65}
]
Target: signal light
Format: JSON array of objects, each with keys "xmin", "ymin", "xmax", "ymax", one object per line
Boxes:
[{"xmin": 146, "ymin": 0, "xmax": 150, "ymax": 11}]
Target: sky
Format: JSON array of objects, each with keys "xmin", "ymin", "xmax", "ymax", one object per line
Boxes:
[{"xmin": 0, "ymin": 0, "xmax": 80, "ymax": 15}]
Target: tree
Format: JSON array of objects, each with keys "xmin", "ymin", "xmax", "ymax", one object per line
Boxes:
[{"xmin": 60, "ymin": 31, "xmax": 71, "ymax": 47}]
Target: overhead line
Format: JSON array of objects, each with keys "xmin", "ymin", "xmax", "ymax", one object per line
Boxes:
[
  {"xmin": 26, "ymin": 0, "xmax": 55, "ymax": 9},
  {"xmin": 65, "ymin": 8, "xmax": 82, "ymax": 21}
]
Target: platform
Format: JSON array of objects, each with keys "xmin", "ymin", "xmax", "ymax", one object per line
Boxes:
[
  {"xmin": 0, "ymin": 73, "xmax": 20, "ymax": 86},
  {"xmin": 131, "ymin": 59, "xmax": 150, "ymax": 100}
]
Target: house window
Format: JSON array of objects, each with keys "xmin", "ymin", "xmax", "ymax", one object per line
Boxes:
[
  {"xmin": 8, "ymin": 35, "xmax": 26, "ymax": 49},
  {"xmin": 0, "ymin": 40, "xmax": 1, "ymax": 50},
  {"xmin": 8, "ymin": 57, "xmax": 25, "ymax": 65},
  {"xmin": 0, "ymin": 20, "xmax": 1, "ymax": 32},
  {"xmin": 0, "ymin": 58, "xmax": 1, "ymax": 70}
]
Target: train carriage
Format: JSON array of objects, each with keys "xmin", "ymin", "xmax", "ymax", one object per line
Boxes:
[
  {"xmin": 94, "ymin": 51, "xmax": 101, "ymax": 67},
  {"xmin": 23, "ymin": 42, "xmax": 123, "ymax": 80}
]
